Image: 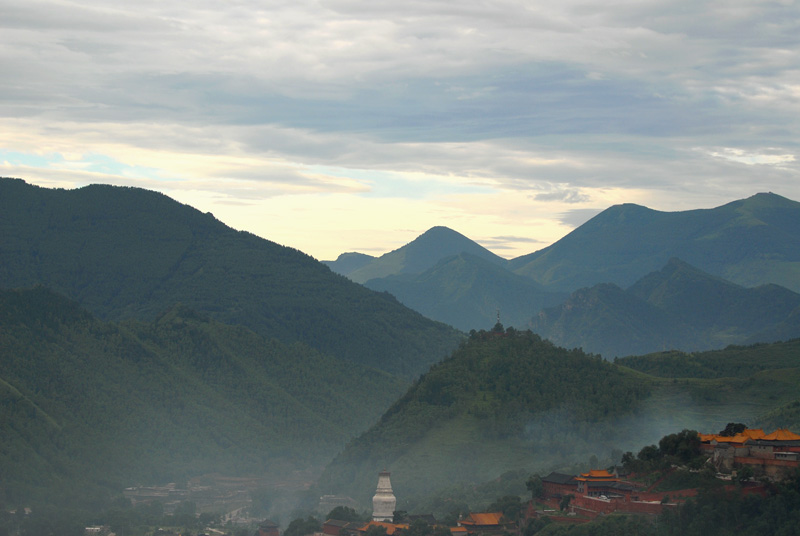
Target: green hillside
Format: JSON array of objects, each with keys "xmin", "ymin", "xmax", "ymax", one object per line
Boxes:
[
  {"xmin": 0, "ymin": 287, "xmax": 405, "ymax": 509},
  {"xmin": 509, "ymin": 192, "xmax": 800, "ymax": 293},
  {"xmin": 319, "ymin": 328, "xmax": 653, "ymax": 504},
  {"xmin": 615, "ymin": 339, "xmax": 800, "ymax": 379},
  {"xmin": 0, "ymin": 178, "xmax": 462, "ymax": 377},
  {"xmin": 319, "ymin": 331, "xmax": 800, "ymax": 510},
  {"xmin": 530, "ymin": 259, "xmax": 800, "ymax": 358},
  {"xmin": 365, "ymin": 253, "xmax": 566, "ymax": 331}
]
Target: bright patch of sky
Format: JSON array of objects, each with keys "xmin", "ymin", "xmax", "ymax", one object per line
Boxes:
[{"xmin": 2, "ymin": 0, "xmax": 800, "ymax": 259}]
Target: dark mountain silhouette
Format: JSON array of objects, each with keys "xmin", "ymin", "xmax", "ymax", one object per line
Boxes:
[
  {"xmin": 530, "ymin": 259, "xmax": 800, "ymax": 357},
  {"xmin": 364, "ymin": 252, "xmax": 566, "ymax": 331},
  {"xmin": 0, "ymin": 178, "xmax": 462, "ymax": 376},
  {"xmin": 508, "ymin": 192, "xmax": 800, "ymax": 293},
  {"xmin": 327, "ymin": 226, "xmax": 507, "ymax": 284}
]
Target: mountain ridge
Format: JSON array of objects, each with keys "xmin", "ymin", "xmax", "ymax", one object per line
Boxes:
[
  {"xmin": 0, "ymin": 177, "xmax": 463, "ymax": 377},
  {"xmin": 531, "ymin": 258, "xmax": 800, "ymax": 357}
]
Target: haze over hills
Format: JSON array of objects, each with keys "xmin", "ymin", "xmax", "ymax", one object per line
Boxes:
[
  {"xmin": 531, "ymin": 258, "xmax": 800, "ymax": 357},
  {"xmin": 0, "ymin": 287, "xmax": 405, "ymax": 507},
  {"xmin": 364, "ymin": 253, "xmax": 567, "ymax": 332},
  {"xmin": 319, "ymin": 329, "xmax": 800, "ymax": 510},
  {"xmin": 509, "ymin": 192, "xmax": 800, "ymax": 293},
  {"xmin": 4, "ymin": 177, "xmax": 800, "ymax": 523},
  {"xmin": 0, "ymin": 178, "xmax": 462, "ymax": 377},
  {"xmin": 325, "ymin": 193, "xmax": 800, "ymax": 353}
]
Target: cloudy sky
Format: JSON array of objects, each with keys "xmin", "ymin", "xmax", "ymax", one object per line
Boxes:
[{"xmin": 2, "ymin": 0, "xmax": 799, "ymax": 260}]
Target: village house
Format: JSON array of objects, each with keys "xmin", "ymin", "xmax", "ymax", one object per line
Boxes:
[{"xmin": 256, "ymin": 519, "xmax": 281, "ymax": 536}]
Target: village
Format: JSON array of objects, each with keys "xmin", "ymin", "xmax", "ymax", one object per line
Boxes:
[
  {"xmin": 98, "ymin": 426, "xmax": 800, "ymax": 536},
  {"xmin": 278, "ymin": 427, "xmax": 800, "ymax": 536}
]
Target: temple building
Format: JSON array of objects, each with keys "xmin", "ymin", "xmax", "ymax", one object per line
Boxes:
[
  {"xmin": 372, "ymin": 470, "xmax": 396, "ymax": 522},
  {"xmin": 700, "ymin": 428, "xmax": 800, "ymax": 479}
]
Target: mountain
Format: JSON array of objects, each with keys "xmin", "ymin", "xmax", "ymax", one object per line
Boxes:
[
  {"xmin": 509, "ymin": 192, "xmax": 800, "ymax": 293},
  {"xmin": 530, "ymin": 282, "xmax": 696, "ymax": 358},
  {"xmin": 530, "ymin": 259, "xmax": 800, "ymax": 358},
  {"xmin": 326, "ymin": 226, "xmax": 507, "ymax": 284},
  {"xmin": 364, "ymin": 253, "xmax": 567, "ymax": 331},
  {"xmin": 318, "ymin": 330, "xmax": 800, "ymax": 509},
  {"xmin": 325, "ymin": 252, "xmax": 376, "ymax": 275},
  {"xmin": 628, "ymin": 257, "xmax": 800, "ymax": 335},
  {"xmin": 0, "ymin": 287, "xmax": 405, "ymax": 508},
  {"xmin": 0, "ymin": 178, "xmax": 462, "ymax": 376}
]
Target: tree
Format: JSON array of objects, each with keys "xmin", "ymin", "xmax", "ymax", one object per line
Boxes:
[
  {"xmin": 405, "ymin": 519, "xmax": 434, "ymax": 536},
  {"xmin": 487, "ymin": 495, "xmax": 523, "ymax": 521},
  {"xmin": 526, "ymin": 474, "xmax": 544, "ymax": 500},
  {"xmin": 364, "ymin": 524, "xmax": 388, "ymax": 536},
  {"xmin": 735, "ymin": 465, "xmax": 754, "ymax": 485},
  {"xmin": 328, "ymin": 506, "xmax": 362, "ymax": 522},
  {"xmin": 284, "ymin": 516, "xmax": 321, "ymax": 536},
  {"xmin": 392, "ymin": 510, "xmax": 409, "ymax": 524},
  {"xmin": 719, "ymin": 422, "xmax": 747, "ymax": 437}
]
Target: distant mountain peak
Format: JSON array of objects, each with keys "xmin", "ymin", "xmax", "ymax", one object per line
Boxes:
[{"xmin": 341, "ymin": 225, "xmax": 508, "ymax": 283}]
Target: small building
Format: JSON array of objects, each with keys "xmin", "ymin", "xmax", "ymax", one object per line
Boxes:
[
  {"xmin": 458, "ymin": 512, "xmax": 514, "ymax": 535},
  {"xmin": 257, "ymin": 519, "xmax": 281, "ymax": 536},
  {"xmin": 323, "ymin": 520, "xmax": 366, "ymax": 536},
  {"xmin": 541, "ymin": 472, "xmax": 577, "ymax": 498},
  {"xmin": 574, "ymin": 470, "xmax": 635, "ymax": 499}
]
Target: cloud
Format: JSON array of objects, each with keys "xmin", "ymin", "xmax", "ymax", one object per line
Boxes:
[
  {"xmin": 2, "ymin": 0, "xmax": 800, "ymax": 260},
  {"xmin": 534, "ymin": 189, "xmax": 591, "ymax": 203}
]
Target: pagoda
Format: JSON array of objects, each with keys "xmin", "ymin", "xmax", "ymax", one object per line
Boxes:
[{"xmin": 372, "ymin": 470, "xmax": 396, "ymax": 522}]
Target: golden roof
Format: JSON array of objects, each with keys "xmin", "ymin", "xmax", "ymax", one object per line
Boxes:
[
  {"xmin": 762, "ymin": 429, "xmax": 800, "ymax": 441},
  {"xmin": 460, "ymin": 513, "xmax": 504, "ymax": 526}
]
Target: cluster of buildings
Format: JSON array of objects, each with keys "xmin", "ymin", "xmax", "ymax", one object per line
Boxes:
[
  {"xmin": 539, "ymin": 469, "xmax": 672, "ymax": 517},
  {"xmin": 320, "ymin": 472, "xmax": 516, "ymax": 536},
  {"xmin": 272, "ymin": 429, "xmax": 800, "ymax": 535},
  {"xmin": 700, "ymin": 427, "xmax": 800, "ymax": 479}
]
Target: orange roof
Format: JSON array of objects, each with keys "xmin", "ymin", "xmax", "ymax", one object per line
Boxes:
[
  {"xmin": 762, "ymin": 429, "xmax": 800, "ymax": 441},
  {"xmin": 360, "ymin": 522, "xmax": 408, "ymax": 535},
  {"xmin": 741, "ymin": 429, "xmax": 765, "ymax": 440},
  {"xmin": 450, "ymin": 528, "xmax": 468, "ymax": 534},
  {"xmin": 575, "ymin": 469, "xmax": 617, "ymax": 482},
  {"xmin": 699, "ymin": 433, "xmax": 717, "ymax": 442},
  {"xmin": 461, "ymin": 513, "xmax": 504, "ymax": 526},
  {"xmin": 718, "ymin": 435, "xmax": 749, "ymax": 444}
]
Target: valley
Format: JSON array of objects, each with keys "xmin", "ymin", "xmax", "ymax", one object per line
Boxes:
[{"xmin": 1, "ymin": 178, "xmax": 800, "ymax": 535}]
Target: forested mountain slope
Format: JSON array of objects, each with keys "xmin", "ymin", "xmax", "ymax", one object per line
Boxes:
[
  {"xmin": 0, "ymin": 178, "xmax": 462, "ymax": 376},
  {"xmin": 319, "ymin": 329, "xmax": 652, "ymax": 503},
  {"xmin": 0, "ymin": 287, "xmax": 405, "ymax": 508},
  {"xmin": 319, "ymin": 330, "xmax": 800, "ymax": 508},
  {"xmin": 509, "ymin": 192, "xmax": 800, "ymax": 293},
  {"xmin": 530, "ymin": 258, "xmax": 800, "ymax": 357},
  {"xmin": 364, "ymin": 253, "xmax": 566, "ymax": 331}
]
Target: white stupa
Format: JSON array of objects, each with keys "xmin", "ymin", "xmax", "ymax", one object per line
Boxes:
[{"xmin": 372, "ymin": 470, "xmax": 396, "ymax": 522}]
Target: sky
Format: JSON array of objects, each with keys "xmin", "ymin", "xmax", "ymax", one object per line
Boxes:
[{"xmin": 2, "ymin": 0, "xmax": 799, "ymax": 260}]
